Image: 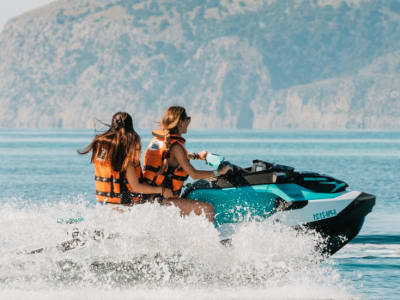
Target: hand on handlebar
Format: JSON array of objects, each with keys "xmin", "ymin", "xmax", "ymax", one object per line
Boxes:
[
  {"xmin": 198, "ymin": 150, "xmax": 208, "ymax": 160},
  {"xmin": 218, "ymin": 164, "xmax": 233, "ymax": 176}
]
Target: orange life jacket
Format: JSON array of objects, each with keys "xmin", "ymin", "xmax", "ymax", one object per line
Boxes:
[
  {"xmin": 143, "ymin": 130, "xmax": 189, "ymax": 197},
  {"xmin": 94, "ymin": 149, "xmax": 143, "ymax": 204}
]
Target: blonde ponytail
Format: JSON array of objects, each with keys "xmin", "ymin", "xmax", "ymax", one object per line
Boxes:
[
  {"xmin": 159, "ymin": 130, "xmax": 172, "ymax": 173},
  {"xmin": 156, "ymin": 106, "xmax": 187, "ymax": 175}
]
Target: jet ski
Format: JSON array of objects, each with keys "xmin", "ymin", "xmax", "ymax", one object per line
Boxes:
[
  {"xmin": 22, "ymin": 154, "xmax": 375, "ymax": 257},
  {"xmin": 182, "ymin": 154, "xmax": 376, "ymax": 256}
]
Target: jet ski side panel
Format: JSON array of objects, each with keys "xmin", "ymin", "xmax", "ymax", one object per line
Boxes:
[
  {"xmin": 187, "ymin": 184, "xmax": 276, "ymax": 226},
  {"xmin": 269, "ymin": 191, "xmax": 361, "ymax": 227},
  {"xmin": 186, "ymin": 183, "xmax": 350, "ymax": 226}
]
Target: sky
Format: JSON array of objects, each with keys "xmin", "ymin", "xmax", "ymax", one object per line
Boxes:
[{"xmin": 0, "ymin": 0, "xmax": 55, "ymax": 32}]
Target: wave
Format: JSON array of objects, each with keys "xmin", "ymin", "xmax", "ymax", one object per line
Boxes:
[
  {"xmin": 333, "ymin": 235, "xmax": 400, "ymax": 259},
  {"xmin": 0, "ymin": 199, "xmax": 355, "ymax": 299},
  {"xmin": 0, "ymin": 287, "xmax": 356, "ymax": 300},
  {"xmin": 351, "ymin": 234, "xmax": 400, "ymax": 245}
]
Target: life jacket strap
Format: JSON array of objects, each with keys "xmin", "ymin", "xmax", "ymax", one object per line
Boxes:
[
  {"xmin": 96, "ymin": 190, "xmax": 122, "ymax": 198},
  {"xmin": 171, "ymin": 174, "xmax": 189, "ymax": 181},
  {"xmin": 143, "ymin": 165, "xmax": 161, "ymax": 172},
  {"xmin": 96, "ymin": 190, "xmax": 144, "ymax": 203},
  {"xmin": 95, "ymin": 176, "xmax": 127, "ymax": 184},
  {"xmin": 96, "ymin": 190, "xmax": 144, "ymax": 201}
]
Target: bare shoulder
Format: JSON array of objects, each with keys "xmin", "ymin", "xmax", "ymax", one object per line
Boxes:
[
  {"xmin": 170, "ymin": 143, "xmax": 189, "ymax": 166},
  {"xmin": 170, "ymin": 143, "xmax": 185, "ymax": 155}
]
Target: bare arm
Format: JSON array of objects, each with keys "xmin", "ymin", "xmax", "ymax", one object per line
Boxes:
[
  {"xmin": 188, "ymin": 150, "xmax": 208, "ymax": 161},
  {"xmin": 126, "ymin": 163, "xmax": 173, "ymax": 197},
  {"xmin": 171, "ymin": 145, "xmax": 216, "ymax": 180}
]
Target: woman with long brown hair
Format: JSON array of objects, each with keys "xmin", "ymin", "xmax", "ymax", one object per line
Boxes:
[
  {"xmin": 143, "ymin": 106, "xmax": 232, "ymax": 222},
  {"xmin": 78, "ymin": 112, "xmax": 173, "ymax": 205}
]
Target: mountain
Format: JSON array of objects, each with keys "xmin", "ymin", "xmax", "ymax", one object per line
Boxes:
[{"xmin": 0, "ymin": 0, "xmax": 399, "ymax": 129}]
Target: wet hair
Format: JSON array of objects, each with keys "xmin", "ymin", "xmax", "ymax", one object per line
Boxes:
[
  {"xmin": 77, "ymin": 112, "xmax": 141, "ymax": 172},
  {"xmin": 159, "ymin": 106, "xmax": 188, "ymax": 172}
]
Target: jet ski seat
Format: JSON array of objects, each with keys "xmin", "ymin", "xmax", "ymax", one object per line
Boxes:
[{"xmin": 251, "ymin": 160, "xmax": 295, "ymax": 174}]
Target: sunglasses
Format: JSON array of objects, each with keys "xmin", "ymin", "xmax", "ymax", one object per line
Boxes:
[{"xmin": 181, "ymin": 115, "xmax": 191, "ymax": 122}]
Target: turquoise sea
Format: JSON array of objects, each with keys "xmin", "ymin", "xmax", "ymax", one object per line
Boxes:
[{"xmin": 0, "ymin": 129, "xmax": 399, "ymax": 300}]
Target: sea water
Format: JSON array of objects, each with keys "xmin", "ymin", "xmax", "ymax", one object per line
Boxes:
[{"xmin": 0, "ymin": 129, "xmax": 399, "ymax": 300}]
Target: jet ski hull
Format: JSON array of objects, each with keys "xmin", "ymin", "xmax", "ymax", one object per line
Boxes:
[
  {"xmin": 304, "ymin": 192, "xmax": 375, "ymax": 255},
  {"xmin": 183, "ymin": 159, "xmax": 376, "ymax": 256}
]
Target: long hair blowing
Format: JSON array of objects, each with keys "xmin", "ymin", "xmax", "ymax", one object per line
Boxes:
[
  {"xmin": 77, "ymin": 112, "xmax": 141, "ymax": 172},
  {"xmin": 159, "ymin": 106, "xmax": 187, "ymax": 173}
]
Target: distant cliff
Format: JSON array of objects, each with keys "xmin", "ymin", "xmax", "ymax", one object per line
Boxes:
[{"xmin": 0, "ymin": 0, "xmax": 399, "ymax": 129}]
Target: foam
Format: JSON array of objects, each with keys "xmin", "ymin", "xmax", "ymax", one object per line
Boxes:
[{"xmin": 0, "ymin": 199, "xmax": 355, "ymax": 299}]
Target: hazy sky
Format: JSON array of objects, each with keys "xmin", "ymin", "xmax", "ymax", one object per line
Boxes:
[{"xmin": 0, "ymin": 0, "xmax": 55, "ymax": 31}]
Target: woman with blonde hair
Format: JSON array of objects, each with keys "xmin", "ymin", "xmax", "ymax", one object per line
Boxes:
[
  {"xmin": 143, "ymin": 106, "xmax": 232, "ymax": 222},
  {"xmin": 78, "ymin": 112, "xmax": 173, "ymax": 205}
]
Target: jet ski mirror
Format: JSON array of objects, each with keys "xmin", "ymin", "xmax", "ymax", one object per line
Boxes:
[
  {"xmin": 206, "ymin": 153, "xmax": 237, "ymax": 176},
  {"xmin": 205, "ymin": 153, "xmax": 225, "ymax": 169}
]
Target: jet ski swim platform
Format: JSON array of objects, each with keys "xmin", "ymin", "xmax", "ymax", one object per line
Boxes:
[{"xmin": 183, "ymin": 157, "xmax": 376, "ymax": 256}]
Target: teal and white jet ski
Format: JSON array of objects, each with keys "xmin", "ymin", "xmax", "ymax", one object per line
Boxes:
[
  {"xmin": 23, "ymin": 154, "xmax": 375, "ymax": 256},
  {"xmin": 182, "ymin": 154, "xmax": 376, "ymax": 256}
]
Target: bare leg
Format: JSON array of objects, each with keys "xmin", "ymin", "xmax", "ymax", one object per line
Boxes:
[{"xmin": 162, "ymin": 198, "xmax": 214, "ymax": 222}]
